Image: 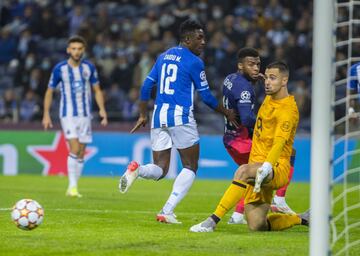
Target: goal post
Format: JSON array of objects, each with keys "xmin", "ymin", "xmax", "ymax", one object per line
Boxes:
[
  {"xmin": 313, "ymin": 0, "xmax": 360, "ymax": 255},
  {"xmin": 310, "ymin": 0, "xmax": 333, "ymax": 255}
]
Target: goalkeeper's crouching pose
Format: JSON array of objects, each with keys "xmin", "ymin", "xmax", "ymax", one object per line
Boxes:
[{"xmin": 190, "ymin": 61, "xmax": 309, "ymax": 233}]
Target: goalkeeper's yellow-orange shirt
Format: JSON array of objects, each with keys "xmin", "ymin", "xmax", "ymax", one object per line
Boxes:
[{"xmin": 249, "ymin": 95, "xmax": 299, "ymax": 166}]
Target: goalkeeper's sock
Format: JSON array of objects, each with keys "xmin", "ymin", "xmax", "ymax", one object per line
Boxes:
[
  {"xmin": 138, "ymin": 164, "xmax": 163, "ymax": 180},
  {"xmin": 162, "ymin": 168, "xmax": 195, "ymax": 214},
  {"xmin": 267, "ymin": 213, "xmax": 301, "ymax": 231},
  {"xmin": 212, "ymin": 180, "xmax": 247, "ymax": 222},
  {"xmin": 67, "ymin": 153, "xmax": 78, "ymax": 188}
]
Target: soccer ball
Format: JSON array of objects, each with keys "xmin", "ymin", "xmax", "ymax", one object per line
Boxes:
[{"xmin": 11, "ymin": 199, "xmax": 44, "ymax": 230}]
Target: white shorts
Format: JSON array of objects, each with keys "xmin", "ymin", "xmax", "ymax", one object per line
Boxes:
[
  {"xmin": 150, "ymin": 122, "xmax": 199, "ymax": 151},
  {"xmin": 60, "ymin": 117, "xmax": 92, "ymax": 144}
]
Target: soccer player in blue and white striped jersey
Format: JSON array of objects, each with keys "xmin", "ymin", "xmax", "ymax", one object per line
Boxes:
[
  {"xmin": 348, "ymin": 62, "xmax": 360, "ymax": 119},
  {"xmin": 119, "ymin": 19, "xmax": 237, "ymax": 224},
  {"xmin": 349, "ymin": 62, "xmax": 360, "ymax": 92},
  {"xmin": 42, "ymin": 35, "xmax": 108, "ymax": 197}
]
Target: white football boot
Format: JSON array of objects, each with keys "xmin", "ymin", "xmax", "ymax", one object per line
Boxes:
[
  {"xmin": 119, "ymin": 161, "xmax": 139, "ymax": 193},
  {"xmin": 270, "ymin": 196, "xmax": 296, "ymax": 215},
  {"xmin": 227, "ymin": 212, "xmax": 247, "ymax": 224},
  {"xmin": 156, "ymin": 211, "xmax": 182, "ymax": 224},
  {"xmin": 190, "ymin": 217, "xmax": 216, "ymax": 232},
  {"xmin": 299, "ymin": 209, "xmax": 310, "ymax": 226}
]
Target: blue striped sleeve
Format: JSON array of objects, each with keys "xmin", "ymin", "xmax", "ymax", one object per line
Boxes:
[
  {"xmin": 88, "ymin": 63, "xmax": 99, "ymax": 86},
  {"xmin": 190, "ymin": 58, "xmax": 209, "ymax": 91},
  {"xmin": 48, "ymin": 66, "xmax": 61, "ymax": 88},
  {"xmin": 198, "ymin": 89, "xmax": 218, "ymax": 109}
]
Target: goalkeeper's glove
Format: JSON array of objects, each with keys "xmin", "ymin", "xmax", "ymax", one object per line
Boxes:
[{"xmin": 253, "ymin": 162, "xmax": 272, "ymax": 193}]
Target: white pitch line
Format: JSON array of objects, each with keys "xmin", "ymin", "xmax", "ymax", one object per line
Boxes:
[{"xmin": 0, "ymin": 208, "xmax": 209, "ymax": 216}]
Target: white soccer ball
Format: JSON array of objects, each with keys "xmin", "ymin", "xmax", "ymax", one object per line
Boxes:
[{"xmin": 11, "ymin": 199, "xmax": 44, "ymax": 230}]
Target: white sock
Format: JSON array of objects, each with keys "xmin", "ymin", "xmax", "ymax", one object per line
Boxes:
[
  {"xmin": 231, "ymin": 212, "xmax": 245, "ymax": 219},
  {"xmin": 273, "ymin": 195, "xmax": 286, "ymax": 204},
  {"xmin": 138, "ymin": 164, "xmax": 163, "ymax": 180},
  {"xmin": 68, "ymin": 153, "xmax": 78, "ymax": 188},
  {"xmin": 162, "ymin": 168, "xmax": 196, "ymax": 214},
  {"xmin": 77, "ymin": 159, "xmax": 84, "ymax": 182}
]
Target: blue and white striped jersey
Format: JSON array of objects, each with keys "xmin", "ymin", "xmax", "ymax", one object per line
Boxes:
[
  {"xmin": 349, "ymin": 62, "xmax": 360, "ymax": 93},
  {"xmin": 48, "ymin": 60, "xmax": 99, "ymax": 118},
  {"xmin": 140, "ymin": 46, "xmax": 218, "ymax": 128}
]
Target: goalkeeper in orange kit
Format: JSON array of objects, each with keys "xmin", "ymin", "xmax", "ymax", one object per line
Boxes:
[{"xmin": 190, "ymin": 61, "xmax": 309, "ymax": 232}]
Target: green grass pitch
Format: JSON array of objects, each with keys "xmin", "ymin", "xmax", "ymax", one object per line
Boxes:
[{"xmin": 0, "ymin": 176, "xmax": 357, "ymax": 256}]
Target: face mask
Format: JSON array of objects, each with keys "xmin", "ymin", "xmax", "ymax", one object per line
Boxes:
[
  {"xmin": 140, "ymin": 57, "xmax": 149, "ymax": 66},
  {"xmin": 25, "ymin": 58, "xmax": 35, "ymax": 69},
  {"xmin": 104, "ymin": 46, "xmax": 112, "ymax": 55},
  {"xmin": 111, "ymin": 23, "xmax": 119, "ymax": 33},
  {"xmin": 41, "ymin": 61, "xmax": 51, "ymax": 70},
  {"xmin": 120, "ymin": 63, "xmax": 128, "ymax": 69},
  {"xmin": 213, "ymin": 9, "xmax": 222, "ymax": 19},
  {"xmin": 122, "ymin": 22, "xmax": 131, "ymax": 32}
]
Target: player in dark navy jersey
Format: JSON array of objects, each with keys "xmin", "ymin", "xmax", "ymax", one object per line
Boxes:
[{"xmin": 119, "ymin": 19, "xmax": 237, "ymax": 224}]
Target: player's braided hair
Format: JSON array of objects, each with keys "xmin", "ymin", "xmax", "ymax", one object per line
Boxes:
[{"xmin": 179, "ymin": 19, "xmax": 203, "ymax": 42}]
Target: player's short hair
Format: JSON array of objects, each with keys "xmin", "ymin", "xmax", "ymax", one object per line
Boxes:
[
  {"xmin": 179, "ymin": 19, "xmax": 203, "ymax": 42},
  {"xmin": 237, "ymin": 47, "xmax": 259, "ymax": 62},
  {"xmin": 67, "ymin": 35, "xmax": 87, "ymax": 47},
  {"xmin": 266, "ymin": 61, "xmax": 289, "ymax": 76}
]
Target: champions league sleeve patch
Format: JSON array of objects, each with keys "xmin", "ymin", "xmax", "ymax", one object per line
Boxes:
[
  {"xmin": 200, "ymin": 71, "xmax": 206, "ymax": 80},
  {"xmin": 200, "ymin": 71, "xmax": 208, "ymax": 87},
  {"xmin": 239, "ymin": 90, "xmax": 251, "ymax": 103}
]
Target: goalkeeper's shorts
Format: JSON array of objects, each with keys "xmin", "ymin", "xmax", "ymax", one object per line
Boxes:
[{"xmin": 244, "ymin": 159, "xmax": 290, "ymax": 205}]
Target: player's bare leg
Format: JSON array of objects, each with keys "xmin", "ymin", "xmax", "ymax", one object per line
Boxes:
[
  {"xmin": 66, "ymin": 139, "xmax": 82, "ymax": 198},
  {"xmin": 119, "ymin": 149, "xmax": 170, "ymax": 193},
  {"xmin": 157, "ymin": 144, "xmax": 199, "ymax": 224},
  {"xmin": 245, "ymin": 201, "xmax": 307, "ymax": 231},
  {"xmin": 190, "ymin": 163, "xmax": 261, "ymax": 232},
  {"xmin": 244, "ymin": 203, "xmax": 270, "ymax": 231},
  {"xmin": 245, "ymin": 202, "xmax": 309, "ymax": 231}
]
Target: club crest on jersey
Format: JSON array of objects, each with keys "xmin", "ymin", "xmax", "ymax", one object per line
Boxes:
[
  {"xmin": 239, "ymin": 91, "xmax": 251, "ymax": 103},
  {"xmin": 281, "ymin": 121, "xmax": 291, "ymax": 132},
  {"xmin": 82, "ymin": 70, "xmax": 90, "ymax": 79}
]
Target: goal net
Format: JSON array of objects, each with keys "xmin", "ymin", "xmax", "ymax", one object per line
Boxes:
[{"xmin": 332, "ymin": 0, "xmax": 360, "ymax": 255}]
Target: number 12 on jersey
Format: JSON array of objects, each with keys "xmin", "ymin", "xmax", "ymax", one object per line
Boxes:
[{"xmin": 160, "ymin": 63, "xmax": 178, "ymax": 95}]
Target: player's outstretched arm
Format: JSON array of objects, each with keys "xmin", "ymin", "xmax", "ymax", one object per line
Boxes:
[
  {"xmin": 93, "ymin": 84, "xmax": 108, "ymax": 126},
  {"xmin": 130, "ymin": 101, "xmax": 148, "ymax": 133},
  {"xmin": 42, "ymin": 88, "xmax": 54, "ymax": 130},
  {"xmin": 215, "ymin": 103, "xmax": 239, "ymax": 128}
]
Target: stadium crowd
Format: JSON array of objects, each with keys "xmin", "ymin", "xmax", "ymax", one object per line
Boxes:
[{"xmin": 0, "ymin": 0, "xmax": 313, "ymax": 132}]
